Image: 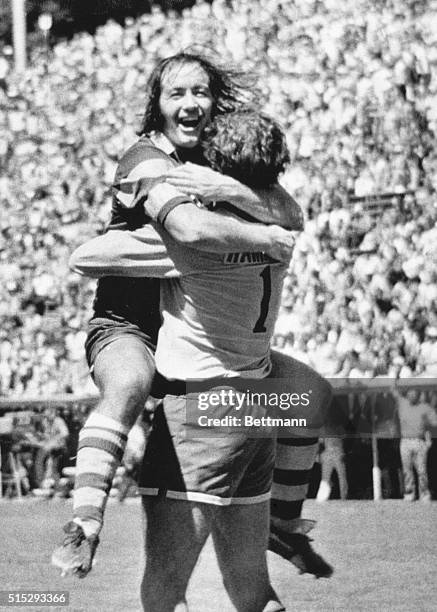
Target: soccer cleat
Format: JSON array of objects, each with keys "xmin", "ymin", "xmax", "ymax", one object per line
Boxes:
[
  {"xmin": 51, "ymin": 522, "xmax": 99, "ymax": 578},
  {"xmin": 269, "ymin": 522, "xmax": 333, "ymax": 579}
]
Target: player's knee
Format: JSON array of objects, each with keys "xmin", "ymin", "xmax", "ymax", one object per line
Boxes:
[
  {"xmin": 93, "ymin": 344, "xmax": 154, "ymax": 417},
  {"xmin": 94, "ymin": 366, "xmax": 152, "ymax": 425},
  {"xmin": 106, "ymin": 369, "xmax": 150, "ymax": 407}
]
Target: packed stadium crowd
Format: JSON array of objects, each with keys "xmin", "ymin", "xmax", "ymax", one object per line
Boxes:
[{"xmin": 0, "ymin": 0, "xmax": 437, "ymax": 397}]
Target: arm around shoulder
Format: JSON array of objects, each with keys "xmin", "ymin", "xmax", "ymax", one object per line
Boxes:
[{"xmin": 163, "ymin": 202, "xmax": 296, "ymax": 261}]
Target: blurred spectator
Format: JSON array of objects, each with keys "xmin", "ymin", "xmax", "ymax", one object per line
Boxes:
[
  {"xmin": 39, "ymin": 407, "xmax": 69, "ymax": 490},
  {"xmin": 394, "ymin": 387, "xmax": 437, "ymax": 501},
  {"xmin": 316, "ymin": 438, "xmax": 348, "ymax": 501},
  {"xmin": 374, "ymin": 390, "xmax": 402, "ymax": 498}
]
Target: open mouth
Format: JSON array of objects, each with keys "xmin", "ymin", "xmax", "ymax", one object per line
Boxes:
[{"xmin": 178, "ymin": 116, "xmax": 202, "ymax": 130}]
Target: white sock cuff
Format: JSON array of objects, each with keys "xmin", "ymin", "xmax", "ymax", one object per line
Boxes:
[
  {"xmin": 73, "ymin": 517, "xmax": 102, "ymax": 539},
  {"xmin": 84, "ymin": 412, "xmax": 130, "ymax": 435}
]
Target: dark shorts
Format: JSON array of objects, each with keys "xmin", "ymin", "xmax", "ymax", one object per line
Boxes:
[
  {"xmin": 85, "ymin": 276, "xmax": 160, "ymax": 369},
  {"xmin": 85, "ymin": 317, "xmax": 156, "ymax": 370},
  {"xmin": 138, "ymin": 394, "xmax": 276, "ymax": 505}
]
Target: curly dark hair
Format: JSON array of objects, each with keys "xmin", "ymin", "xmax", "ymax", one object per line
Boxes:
[
  {"xmin": 138, "ymin": 51, "xmax": 253, "ymax": 136},
  {"xmin": 202, "ymin": 110, "xmax": 290, "ymax": 188}
]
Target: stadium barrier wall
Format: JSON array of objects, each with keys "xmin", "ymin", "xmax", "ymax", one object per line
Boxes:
[{"xmin": 1, "ymin": 378, "xmax": 436, "ymax": 416}]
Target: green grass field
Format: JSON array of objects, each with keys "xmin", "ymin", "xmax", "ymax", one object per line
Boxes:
[{"xmin": 1, "ymin": 499, "xmax": 436, "ymax": 612}]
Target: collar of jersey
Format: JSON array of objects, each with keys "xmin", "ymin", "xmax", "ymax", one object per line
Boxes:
[{"xmin": 149, "ymin": 131, "xmax": 176, "ymax": 157}]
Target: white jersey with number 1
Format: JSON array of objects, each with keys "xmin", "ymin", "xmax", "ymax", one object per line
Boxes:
[{"xmin": 154, "ymin": 224, "xmax": 288, "ymax": 380}]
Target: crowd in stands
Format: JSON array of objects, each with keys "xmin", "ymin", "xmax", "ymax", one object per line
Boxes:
[{"xmin": 1, "ymin": 0, "xmax": 437, "ymax": 397}]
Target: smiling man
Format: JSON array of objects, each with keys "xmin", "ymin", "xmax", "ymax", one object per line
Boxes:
[{"xmin": 157, "ymin": 61, "xmax": 213, "ymax": 148}]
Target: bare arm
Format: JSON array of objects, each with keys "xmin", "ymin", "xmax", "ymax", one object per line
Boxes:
[
  {"xmin": 162, "ymin": 163, "xmax": 304, "ymax": 230},
  {"xmin": 69, "ymin": 227, "xmax": 180, "ymax": 279},
  {"xmin": 424, "ymin": 405, "xmax": 437, "ymax": 428},
  {"xmin": 145, "ymin": 182, "xmax": 297, "ymax": 262},
  {"xmin": 113, "ymin": 152, "xmax": 298, "ymax": 261}
]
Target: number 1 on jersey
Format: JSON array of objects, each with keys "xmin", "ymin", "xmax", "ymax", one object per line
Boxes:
[{"xmin": 253, "ymin": 266, "xmax": 271, "ymax": 333}]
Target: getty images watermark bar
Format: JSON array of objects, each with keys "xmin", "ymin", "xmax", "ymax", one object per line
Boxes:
[
  {"xmin": 183, "ymin": 377, "xmax": 437, "ymax": 438},
  {"xmin": 0, "ymin": 592, "xmax": 69, "ymax": 606},
  {"xmin": 185, "ymin": 377, "xmax": 320, "ymax": 438}
]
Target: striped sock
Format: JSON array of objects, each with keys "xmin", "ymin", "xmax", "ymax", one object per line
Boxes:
[
  {"xmin": 73, "ymin": 413, "xmax": 129, "ymax": 538},
  {"xmin": 271, "ymin": 437, "xmax": 319, "ymax": 523}
]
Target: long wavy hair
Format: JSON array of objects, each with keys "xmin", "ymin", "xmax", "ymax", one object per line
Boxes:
[
  {"xmin": 202, "ymin": 110, "xmax": 290, "ymax": 188},
  {"xmin": 137, "ymin": 51, "xmax": 254, "ymax": 136}
]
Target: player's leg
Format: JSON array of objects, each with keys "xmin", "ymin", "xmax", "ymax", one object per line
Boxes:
[
  {"xmin": 141, "ymin": 497, "xmax": 211, "ymax": 611},
  {"xmin": 52, "ymin": 335, "xmax": 155, "ymax": 577},
  {"xmin": 335, "ymin": 454, "xmax": 348, "ymax": 500},
  {"xmin": 270, "ymin": 350, "xmax": 330, "ymax": 524},
  {"xmin": 414, "ymin": 440, "xmax": 431, "ymax": 501},
  {"xmin": 72, "ymin": 336, "xmax": 155, "ymax": 534},
  {"xmin": 400, "ymin": 439, "xmax": 415, "ymax": 500},
  {"xmin": 207, "ymin": 433, "xmax": 283, "ymax": 611},
  {"xmin": 212, "ymin": 502, "xmax": 284, "ymax": 612},
  {"xmin": 316, "ymin": 450, "xmax": 334, "ymax": 502},
  {"xmin": 269, "ymin": 350, "xmax": 333, "ymax": 577}
]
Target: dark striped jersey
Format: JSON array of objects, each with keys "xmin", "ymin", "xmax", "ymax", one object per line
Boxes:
[{"xmin": 90, "ymin": 133, "xmax": 181, "ymax": 337}]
